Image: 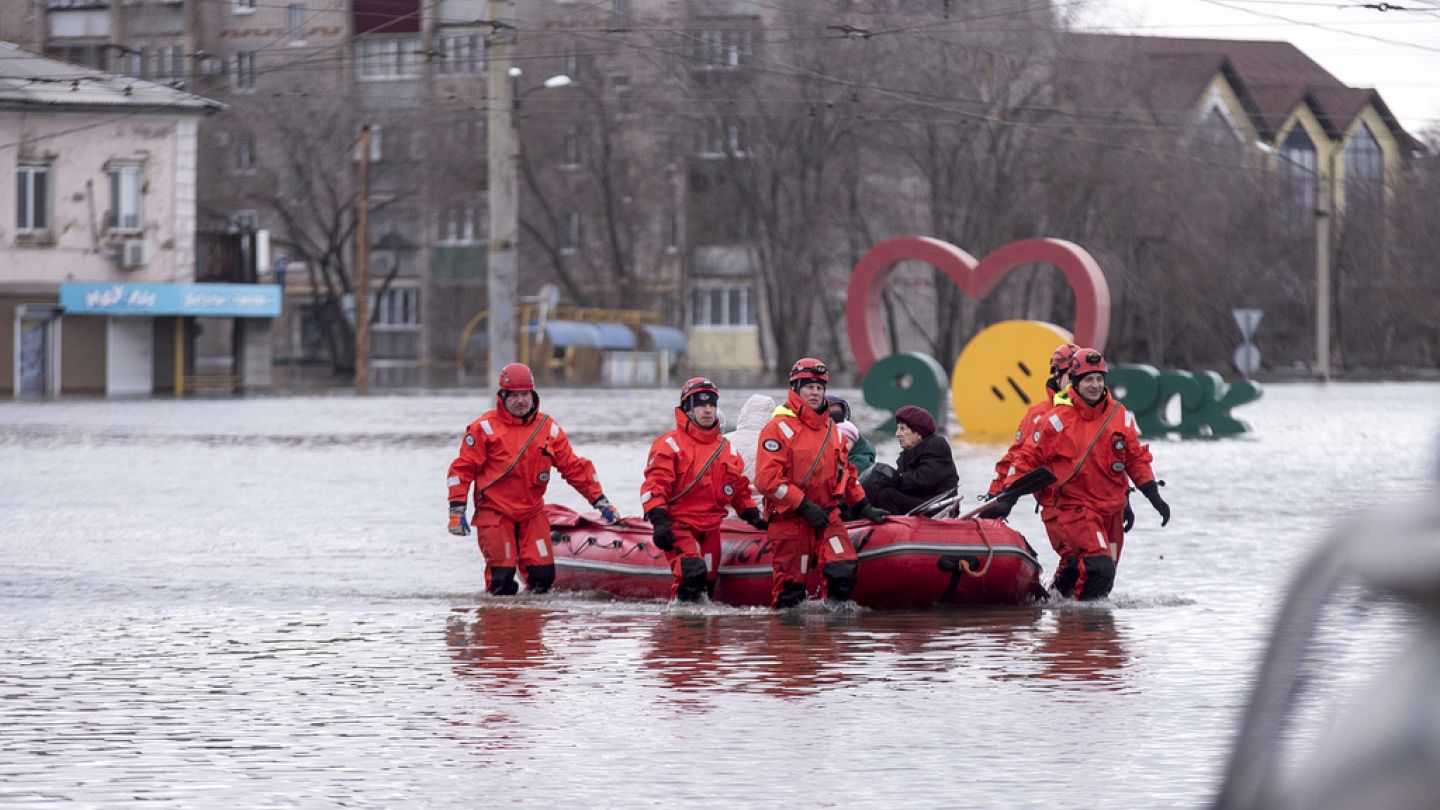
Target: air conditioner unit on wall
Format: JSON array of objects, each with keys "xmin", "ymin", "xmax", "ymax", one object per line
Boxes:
[{"xmin": 121, "ymin": 239, "xmax": 148, "ymax": 269}]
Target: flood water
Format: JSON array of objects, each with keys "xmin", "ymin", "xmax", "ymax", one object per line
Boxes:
[{"xmin": 2, "ymin": 383, "xmax": 1436, "ymax": 808}]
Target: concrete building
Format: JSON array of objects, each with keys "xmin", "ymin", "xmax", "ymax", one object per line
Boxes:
[{"xmin": 0, "ymin": 41, "xmax": 285, "ymax": 399}]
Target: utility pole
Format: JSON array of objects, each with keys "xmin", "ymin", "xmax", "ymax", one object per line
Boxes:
[
  {"xmin": 1316, "ymin": 176, "xmax": 1331, "ymax": 383},
  {"xmin": 486, "ymin": 0, "xmax": 518, "ymax": 384},
  {"xmin": 355, "ymin": 125, "xmax": 372, "ymax": 395}
]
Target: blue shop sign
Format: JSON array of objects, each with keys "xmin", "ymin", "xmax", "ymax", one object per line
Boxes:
[{"xmin": 60, "ymin": 283, "xmax": 281, "ymax": 318}]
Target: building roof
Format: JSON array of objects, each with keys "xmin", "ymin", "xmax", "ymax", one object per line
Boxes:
[
  {"xmin": 0, "ymin": 40, "xmax": 222, "ymax": 115},
  {"xmin": 1066, "ymin": 34, "xmax": 1418, "ymax": 148}
]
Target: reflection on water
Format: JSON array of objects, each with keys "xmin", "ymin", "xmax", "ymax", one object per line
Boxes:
[{"xmin": 444, "ymin": 602, "xmax": 1133, "ymax": 705}]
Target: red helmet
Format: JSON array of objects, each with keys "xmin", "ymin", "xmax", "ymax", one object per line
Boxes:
[
  {"xmin": 498, "ymin": 362, "xmax": 535, "ymax": 392},
  {"xmin": 788, "ymin": 357, "xmax": 829, "ymax": 386},
  {"xmin": 1050, "ymin": 343, "xmax": 1080, "ymax": 376},
  {"xmin": 679, "ymin": 377, "xmax": 719, "ymax": 411},
  {"xmin": 1071, "ymin": 348, "xmax": 1107, "ymax": 379}
]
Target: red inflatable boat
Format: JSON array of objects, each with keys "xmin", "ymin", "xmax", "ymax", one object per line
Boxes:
[{"xmin": 547, "ymin": 504, "xmax": 1045, "ymax": 609}]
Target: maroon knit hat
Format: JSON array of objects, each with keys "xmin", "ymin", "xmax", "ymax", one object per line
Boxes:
[{"xmin": 894, "ymin": 405, "xmax": 937, "ymax": 437}]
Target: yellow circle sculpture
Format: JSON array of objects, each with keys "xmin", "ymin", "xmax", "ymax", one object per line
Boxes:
[{"xmin": 952, "ymin": 320, "xmax": 1073, "ymax": 440}]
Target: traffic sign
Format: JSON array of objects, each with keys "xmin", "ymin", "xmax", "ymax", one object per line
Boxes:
[
  {"xmin": 1233, "ymin": 308, "xmax": 1263, "ymax": 341},
  {"xmin": 1234, "ymin": 343, "xmax": 1261, "ymax": 377}
]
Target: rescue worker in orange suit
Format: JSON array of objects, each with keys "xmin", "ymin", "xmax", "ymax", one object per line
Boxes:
[
  {"xmin": 641, "ymin": 378, "xmax": 768, "ymax": 602},
  {"xmin": 986, "ymin": 342, "xmax": 1079, "ymax": 498},
  {"xmin": 756, "ymin": 358, "xmax": 888, "ymax": 609},
  {"xmin": 985, "ymin": 343, "xmax": 1139, "ymax": 533},
  {"xmin": 980, "ymin": 349, "xmax": 1171, "ymax": 600},
  {"xmin": 446, "ymin": 363, "xmax": 619, "ymax": 596}
]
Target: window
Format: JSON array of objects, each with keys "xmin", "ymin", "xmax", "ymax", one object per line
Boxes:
[
  {"xmin": 690, "ymin": 285, "xmax": 757, "ymax": 327},
  {"xmin": 1347, "ymin": 123, "xmax": 1382, "ymax": 208},
  {"xmin": 436, "ymin": 34, "xmax": 482, "ymax": 74},
  {"xmin": 289, "ymin": 4, "xmax": 307, "ymax": 45},
  {"xmin": 663, "ymin": 210, "xmax": 677, "ymax": 252},
  {"xmin": 698, "ymin": 117, "xmax": 748, "ymax": 158},
  {"xmin": 233, "ymin": 51, "xmax": 254, "ymax": 90},
  {"xmin": 693, "ymin": 28, "xmax": 754, "ymax": 70},
  {"xmin": 235, "ymin": 131, "xmax": 255, "ymax": 172},
  {"xmin": 357, "ymin": 37, "xmax": 420, "ymax": 80},
  {"xmin": 612, "ymin": 0, "xmax": 631, "ymax": 26},
  {"xmin": 562, "ymin": 44, "xmax": 579, "ymax": 81},
  {"xmin": 107, "ymin": 164, "xmax": 142, "ymax": 233},
  {"xmin": 144, "ymin": 46, "xmax": 184, "ymax": 82},
  {"xmin": 233, "ymin": 0, "xmax": 256, "ymax": 12},
  {"xmin": 562, "ymin": 211, "xmax": 581, "ymax": 253},
  {"xmin": 438, "ymin": 204, "xmax": 484, "ymax": 245},
  {"xmin": 232, "ymin": 210, "xmax": 258, "ymax": 231},
  {"xmin": 560, "ymin": 127, "xmax": 581, "ymax": 168},
  {"xmin": 16, "ymin": 165, "xmax": 50, "ymax": 234},
  {"xmin": 376, "ymin": 287, "xmax": 421, "ymax": 327},
  {"xmin": 610, "ymin": 74, "xmax": 631, "ymax": 113},
  {"xmin": 1279, "ymin": 127, "xmax": 1317, "ymax": 210}
]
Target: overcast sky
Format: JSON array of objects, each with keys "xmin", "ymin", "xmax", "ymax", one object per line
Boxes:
[{"xmin": 1074, "ymin": 0, "xmax": 1440, "ymax": 138}]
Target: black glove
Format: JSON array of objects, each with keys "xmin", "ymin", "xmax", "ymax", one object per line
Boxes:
[
  {"xmin": 796, "ymin": 499, "xmax": 830, "ymax": 530},
  {"xmin": 739, "ymin": 507, "xmax": 768, "ymax": 530},
  {"xmin": 854, "ymin": 499, "xmax": 888, "ymax": 524},
  {"xmin": 977, "ymin": 495, "xmax": 1016, "ymax": 520},
  {"xmin": 646, "ymin": 508, "xmax": 676, "ymax": 551},
  {"xmin": 1122, "ymin": 499, "xmax": 1135, "ymax": 532},
  {"xmin": 1138, "ymin": 481, "xmax": 1170, "ymax": 527}
]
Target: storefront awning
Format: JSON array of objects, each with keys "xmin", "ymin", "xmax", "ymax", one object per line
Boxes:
[
  {"xmin": 539, "ymin": 320, "xmax": 636, "ymax": 349},
  {"xmin": 641, "ymin": 324, "xmax": 688, "ymax": 353},
  {"xmin": 59, "ymin": 282, "xmax": 281, "ymax": 318}
]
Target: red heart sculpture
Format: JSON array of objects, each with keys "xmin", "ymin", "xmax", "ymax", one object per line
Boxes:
[{"xmin": 845, "ymin": 236, "xmax": 1111, "ymax": 373}]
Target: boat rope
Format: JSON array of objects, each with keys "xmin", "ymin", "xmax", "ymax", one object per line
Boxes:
[{"xmin": 959, "ymin": 517, "xmax": 996, "ymax": 577}]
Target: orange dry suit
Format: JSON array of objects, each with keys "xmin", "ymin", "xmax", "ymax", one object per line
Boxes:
[
  {"xmin": 755, "ymin": 389, "xmax": 867, "ymax": 608},
  {"xmin": 987, "ymin": 385, "xmax": 1068, "ymax": 497},
  {"xmin": 641, "ymin": 408, "xmax": 758, "ymax": 600},
  {"xmin": 1008, "ymin": 387, "xmax": 1156, "ymax": 600},
  {"xmin": 446, "ymin": 395, "xmax": 605, "ymax": 595}
]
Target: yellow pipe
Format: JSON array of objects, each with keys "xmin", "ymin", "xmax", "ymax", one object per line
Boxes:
[
  {"xmin": 456, "ymin": 309, "xmax": 488, "ymax": 376},
  {"xmin": 173, "ymin": 316, "xmax": 184, "ymax": 398}
]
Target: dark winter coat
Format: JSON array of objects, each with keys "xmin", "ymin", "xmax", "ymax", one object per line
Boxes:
[{"xmin": 863, "ymin": 433, "xmax": 959, "ymax": 515}]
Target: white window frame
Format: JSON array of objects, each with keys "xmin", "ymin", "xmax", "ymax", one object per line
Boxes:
[
  {"xmin": 562, "ymin": 44, "xmax": 579, "ymax": 81},
  {"xmin": 234, "ymin": 131, "xmax": 255, "ymax": 173},
  {"xmin": 107, "ymin": 162, "xmax": 142, "ymax": 234},
  {"xmin": 560, "ymin": 128, "xmax": 581, "ymax": 168},
  {"xmin": 375, "ymin": 287, "xmax": 421, "ymax": 329},
  {"xmin": 357, "ymin": 37, "xmax": 420, "ymax": 81},
  {"xmin": 694, "ymin": 28, "xmax": 754, "ymax": 70},
  {"xmin": 16, "ymin": 164, "xmax": 51, "ymax": 234},
  {"xmin": 610, "ymin": 74, "xmax": 631, "ymax": 114},
  {"xmin": 562, "ymin": 211, "xmax": 581, "ymax": 254},
  {"xmin": 437, "ymin": 204, "xmax": 484, "ymax": 245},
  {"xmin": 288, "ymin": 4, "xmax": 307, "ymax": 46},
  {"xmin": 232, "ymin": 0, "xmax": 257, "ymax": 13},
  {"xmin": 233, "ymin": 51, "xmax": 255, "ymax": 91},
  {"xmin": 232, "ymin": 210, "xmax": 258, "ymax": 231},
  {"xmin": 698, "ymin": 117, "xmax": 748, "ymax": 158},
  {"xmin": 690, "ymin": 284, "xmax": 757, "ymax": 328},
  {"xmin": 436, "ymin": 34, "xmax": 482, "ymax": 75}
]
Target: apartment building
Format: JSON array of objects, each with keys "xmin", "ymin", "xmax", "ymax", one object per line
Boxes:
[{"xmin": 0, "ymin": 42, "xmax": 277, "ymax": 398}]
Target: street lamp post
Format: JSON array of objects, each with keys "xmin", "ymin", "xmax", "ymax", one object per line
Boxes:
[
  {"xmin": 1257, "ymin": 140, "xmax": 1334, "ymax": 382},
  {"xmin": 485, "ymin": 0, "xmax": 517, "ymax": 387},
  {"xmin": 484, "ymin": 0, "xmax": 572, "ymax": 385}
]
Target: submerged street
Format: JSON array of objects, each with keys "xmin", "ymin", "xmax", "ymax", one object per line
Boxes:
[{"xmin": 1, "ymin": 384, "xmax": 1435, "ymax": 808}]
